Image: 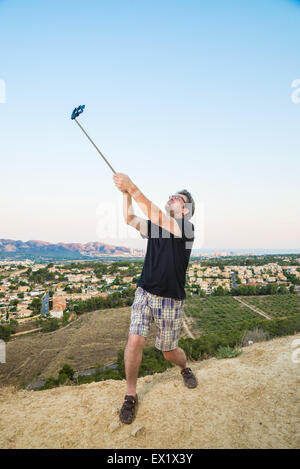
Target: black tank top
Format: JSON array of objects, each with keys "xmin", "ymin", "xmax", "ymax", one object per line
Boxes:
[{"xmin": 137, "ymin": 217, "xmax": 194, "ymax": 299}]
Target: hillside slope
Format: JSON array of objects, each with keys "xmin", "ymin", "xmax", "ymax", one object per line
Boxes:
[
  {"xmin": 0, "ymin": 334, "xmax": 299, "ymax": 449},
  {"xmin": 0, "ymin": 307, "xmax": 157, "ymax": 387}
]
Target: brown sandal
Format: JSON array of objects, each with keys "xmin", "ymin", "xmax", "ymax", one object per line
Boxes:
[
  {"xmin": 181, "ymin": 367, "xmax": 198, "ymax": 388},
  {"xmin": 119, "ymin": 394, "xmax": 139, "ymax": 424}
]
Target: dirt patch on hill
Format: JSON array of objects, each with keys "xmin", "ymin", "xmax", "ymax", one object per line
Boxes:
[{"xmin": 0, "ymin": 334, "xmax": 299, "ymax": 449}]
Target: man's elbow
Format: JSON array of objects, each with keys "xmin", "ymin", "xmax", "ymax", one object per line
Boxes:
[
  {"xmin": 125, "ymin": 215, "xmax": 136, "ymax": 227},
  {"xmin": 124, "ymin": 217, "xmax": 132, "ymax": 226}
]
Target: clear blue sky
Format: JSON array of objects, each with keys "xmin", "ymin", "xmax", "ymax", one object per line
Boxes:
[{"xmin": 1, "ymin": 0, "xmax": 300, "ymax": 249}]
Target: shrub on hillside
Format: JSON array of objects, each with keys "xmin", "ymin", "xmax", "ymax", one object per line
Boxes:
[
  {"xmin": 41, "ymin": 376, "xmax": 59, "ymax": 390},
  {"xmin": 0, "ymin": 324, "xmax": 12, "ymax": 342},
  {"xmin": 58, "ymin": 364, "xmax": 74, "ymax": 380},
  {"xmin": 215, "ymin": 346, "xmax": 242, "ymax": 359},
  {"xmin": 62, "ymin": 311, "xmax": 70, "ymax": 326},
  {"xmin": 116, "ymin": 347, "xmax": 173, "ymax": 379},
  {"xmin": 41, "ymin": 318, "xmax": 60, "ymax": 333},
  {"xmin": 58, "ymin": 373, "xmax": 69, "ymax": 385},
  {"xmin": 76, "ymin": 369, "xmax": 122, "ymax": 385},
  {"xmin": 241, "ymin": 327, "xmax": 270, "ymax": 346}
]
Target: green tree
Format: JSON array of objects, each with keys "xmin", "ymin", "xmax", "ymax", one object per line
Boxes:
[
  {"xmin": 289, "ymin": 285, "xmax": 295, "ymax": 294},
  {"xmin": 214, "ymin": 286, "xmax": 225, "ymax": 296},
  {"xmin": 266, "ymin": 284, "xmax": 277, "ymax": 295},
  {"xmin": 112, "ymin": 276, "xmax": 121, "ymax": 285},
  {"xmin": 0, "ymin": 325, "xmax": 11, "ymax": 341},
  {"xmin": 278, "ymin": 285, "xmax": 288, "ymax": 295},
  {"xmin": 109, "ymin": 264, "xmax": 119, "ymax": 274},
  {"xmin": 9, "ymin": 319, "xmax": 18, "ymax": 330},
  {"xmin": 10, "ymin": 299, "xmax": 19, "ymax": 306},
  {"xmin": 58, "ymin": 373, "xmax": 68, "ymax": 385},
  {"xmin": 41, "ymin": 376, "xmax": 59, "ymax": 390},
  {"xmin": 62, "ymin": 311, "xmax": 70, "ymax": 326},
  {"xmin": 59, "ymin": 364, "xmax": 74, "ymax": 380},
  {"xmin": 19, "ymin": 281, "xmax": 28, "ymax": 286},
  {"xmin": 29, "ymin": 297, "xmax": 42, "ymax": 314},
  {"xmin": 41, "ymin": 318, "xmax": 60, "ymax": 332}
]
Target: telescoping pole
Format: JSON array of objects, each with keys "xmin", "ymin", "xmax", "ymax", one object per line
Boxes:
[{"xmin": 71, "ymin": 105, "xmax": 116, "ymax": 174}]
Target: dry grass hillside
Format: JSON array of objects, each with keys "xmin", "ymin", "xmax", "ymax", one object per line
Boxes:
[
  {"xmin": 0, "ymin": 305, "xmax": 193, "ymax": 388},
  {"xmin": 0, "ymin": 334, "xmax": 299, "ymax": 449},
  {"xmin": 0, "ymin": 307, "xmax": 158, "ymax": 387}
]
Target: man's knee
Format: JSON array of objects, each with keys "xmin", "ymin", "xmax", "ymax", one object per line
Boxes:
[
  {"xmin": 162, "ymin": 348, "xmax": 177, "ymax": 360},
  {"xmin": 127, "ymin": 334, "xmax": 146, "ymax": 351}
]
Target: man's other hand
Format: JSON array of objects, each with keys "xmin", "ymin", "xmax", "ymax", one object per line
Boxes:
[{"xmin": 113, "ymin": 173, "xmax": 133, "ymax": 193}]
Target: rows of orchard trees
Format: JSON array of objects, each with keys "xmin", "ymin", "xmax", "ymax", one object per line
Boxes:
[{"xmin": 188, "ymin": 283, "xmax": 295, "ymax": 297}]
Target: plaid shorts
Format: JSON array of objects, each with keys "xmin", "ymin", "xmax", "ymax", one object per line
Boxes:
[{"xmin": 129, "ymin": 286, "xmax": 185, "ymax": 351}]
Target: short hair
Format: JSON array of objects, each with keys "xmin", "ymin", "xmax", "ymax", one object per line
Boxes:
[{"xmin": 177, "ymin": 189, "xmax": 195, "ymax": 220}]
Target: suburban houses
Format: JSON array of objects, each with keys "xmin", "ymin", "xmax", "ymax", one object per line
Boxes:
[{"xmin": 0, "ymin": 258, "xmax": 299, "ymax": 323}]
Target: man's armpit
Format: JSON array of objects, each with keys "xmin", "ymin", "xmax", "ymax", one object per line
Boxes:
[{"xmin": 138, "ymin": 218, "xmax": 149, "ymax": 239}]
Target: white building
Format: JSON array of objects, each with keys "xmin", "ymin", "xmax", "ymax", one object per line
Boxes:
[{"xmin": 50, "ymin": 310, "xmax": 63, "ymax": 319}]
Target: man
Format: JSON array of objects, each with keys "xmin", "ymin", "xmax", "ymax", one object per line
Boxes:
[{"xmin": 113, "ymin": 173, "xmax": 197, "ymax": 425}]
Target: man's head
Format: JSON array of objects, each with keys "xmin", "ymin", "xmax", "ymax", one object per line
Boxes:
[{"xmin": 165, "ymin": 189, "xmax": 195, "ymax": 220}]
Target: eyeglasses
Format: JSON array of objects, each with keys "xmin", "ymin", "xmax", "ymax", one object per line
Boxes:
[{"xmin": 168, "ymin": 194, "xmax": 186, "ymax": 204}]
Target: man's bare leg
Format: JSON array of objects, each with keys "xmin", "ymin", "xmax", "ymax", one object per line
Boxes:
[
  {"xmin": 162, "ymin": 347, "xmax": 187, "ymax": 371},
  {"xmin": 124, "ymin": 334, "xmax": 146, "ymax": 396},
  {"xmin": 163, "ymin": 347, "xmax": 198, "ymax": 388}
]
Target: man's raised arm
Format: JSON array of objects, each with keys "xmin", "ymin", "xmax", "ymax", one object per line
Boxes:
[
  {"xmin": 114, "ymin": 173, "xmax": 182, "ymax": 237},
  {"xmin": 123, "ymin": 191, "xmax": 148, "ymax": 237}
]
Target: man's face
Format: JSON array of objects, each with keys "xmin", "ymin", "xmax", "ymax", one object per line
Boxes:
[{"xmin": 165, "ymin": 193, "xmax": 189, "ymax": 218}]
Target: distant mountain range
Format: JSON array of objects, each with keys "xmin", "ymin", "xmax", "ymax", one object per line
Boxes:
[
  {"xmin": 1, "ymin": 239, "xmax": 298, "ymax": 262},
  {"xmin": 0, "ymin": 239, "xmax": 143, "ymax": 261}
]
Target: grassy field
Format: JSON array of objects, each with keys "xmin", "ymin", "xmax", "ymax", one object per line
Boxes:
[
  {"xmin": 184, "ymin": 296, "xmax": 260, "ymax": 335},
  {"xmin": 240, "ymin": 295, "xmax": 300, "ymax": 318}
]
